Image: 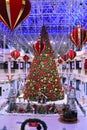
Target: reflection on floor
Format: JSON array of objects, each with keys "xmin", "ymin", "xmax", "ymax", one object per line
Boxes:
[
  {"xmin": 0, "ymin": 95, "xmax": 87, "ymax": 130},
  {"xmin": 0, "ymin": 104, "xmax": 87, "ymax": 130},
  {"xmin": 0, "ymin": 113, "xmax": 87, "ymax": 130}
]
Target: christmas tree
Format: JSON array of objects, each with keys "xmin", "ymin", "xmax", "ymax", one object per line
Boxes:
[{"xmin": 23, "ymin": 26, "xmax": 64, "ymax": 101}]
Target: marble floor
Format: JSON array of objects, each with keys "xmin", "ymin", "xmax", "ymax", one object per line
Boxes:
[
  {"xmin": 0, "ymin": 96, "xmax": 87, "ymax": 130},
  {"xmin": 0, "ymin": 113, "xmax": 87, "ymax": 130},
  {"xmin": 0, "ymin": 103, "xmax": 87, "ymax": 130}
]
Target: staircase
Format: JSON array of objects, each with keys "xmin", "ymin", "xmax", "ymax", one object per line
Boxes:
[{"xmin": 75, "ymin": 98, "xmax": 86, "ymax": 116}]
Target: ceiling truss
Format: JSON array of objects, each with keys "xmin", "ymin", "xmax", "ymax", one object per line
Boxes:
[{"xmin": 0, "ymin": 0, "xmax": 87, "ymax": 56}]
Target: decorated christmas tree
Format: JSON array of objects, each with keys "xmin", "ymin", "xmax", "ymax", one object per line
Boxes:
[{"xmin": 23, "ymin": 26, "xmax": 64, "ymax": 101}]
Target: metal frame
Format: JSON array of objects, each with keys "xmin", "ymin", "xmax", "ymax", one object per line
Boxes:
[{"xmin": 0, "ymin": 0, "xmax": 87, "ymax": 55}]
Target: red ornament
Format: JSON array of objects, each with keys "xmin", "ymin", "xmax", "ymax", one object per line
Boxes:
[
  {"xmin": 0, "ymin": 0, "xmax": 31, "ymax": 30},
  {"xmin": 23, "ymin": 55, "xmax": 29, "ymax": 62},
  {"xmin": 10, "ymin": 50, "xmax": 20, "ymax": 60},
  {"xmin": 70, "ymin": 26, "xmax": 87, "ymax": 49},
  {"xmin": 33, "ymin": 39, "xmax": 46, "ymax": 55},
  {"xmin": 68, "ymin": 49, "xmax": 76, "ymax": 60}
]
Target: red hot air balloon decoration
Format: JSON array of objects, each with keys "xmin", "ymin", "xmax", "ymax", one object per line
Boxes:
[
  {"xmin": 62, "ymin": 53, "xmax": 69, "ymax": 61},
  {"xmin": 10, "ymin": 50, "xmax": 20, "ymax": 60},
  {"xmin": 68, "ymin": 49, "xmax": 76, "ymax": 60},
  {"xmin": 70, "ymin": 26, "xmax": 87, "ymax": 49},
  {"xmin": 58, "ymin": 58, "xmax": 63, "ymax": 64},
  {"xmin": 23, "ymin": 55, "xmax": 29, "ymax": 63},
  {"xmin": 33, "ymin": 38, "xmax": 46, "ymax": 55},
  {"xmin": 0, "ymin": 0, "xmax": 31, "ymax": 30},
  {"xmin": 84, "ymin": 59, "xmax": 87, "ymax": 70}
]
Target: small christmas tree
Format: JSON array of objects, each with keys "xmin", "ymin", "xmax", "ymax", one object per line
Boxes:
[{"xmin": 23, "ymin": 26, "xmax": 64, "ymax": 101}]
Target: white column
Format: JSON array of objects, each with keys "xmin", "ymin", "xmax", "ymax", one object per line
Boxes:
[
  {"xmin": 18, "ymin": 59, "xmax": 21, "ymax": 76},
  {"xmin": 81, "ymin": 56, "xmax": 85, "ymax": 74},
  {"xmin": 73, "ymin": 78, "xmax": 76, "ymax": 88},
  {"xmin": 8, "ymin": 57, "xmax": 11, "ymax": 80},
  {"xmin": 68, "ymin": 61, "xmax": 70, "ymax": 88},
  {"xmin": 81, "ymin": 81, "xmax": 85, "ymax": 104}
]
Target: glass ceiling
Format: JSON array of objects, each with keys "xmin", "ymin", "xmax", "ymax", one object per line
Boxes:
[{"xmin": 0, "ymin": 0, "xmax": 87, "ymax": 55}]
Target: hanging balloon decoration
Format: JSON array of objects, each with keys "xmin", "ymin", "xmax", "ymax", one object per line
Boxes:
[
  {"xmin": 62, "ymin": 53, "xmax": 69, "ymax": 61},
  {"xmin": 84, "ymin": 59, "xmax": 87, "ymax": 70},
  {"xmin": 68, "ymin": 49, "xmax": 76, "ymax": 60},
  {"xmin": 10, "ymin": 50, "xmax": 20, "ymax": 60},
  {"xmin": 23, "ymin": 55, "xmax": 29, "ymax": 63},
  {"xmin": 58, "ymin": 58, "xmax": 63, "ymax": 64},
  {"xmin": 70, "ymin": 26, "xmax": 87, "ymax": 49},
  {"xmin": 0, "ymin": 0, "xmax": 31, "ymax": 30},
  {"xmin": 33, "ymin": 38, "xmax": 46, "ymax": 55}
]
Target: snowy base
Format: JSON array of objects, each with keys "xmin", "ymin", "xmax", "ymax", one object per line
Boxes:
[
  {"xmin": 16, "ymin": 94, "xmax": 67, "ymax": 104},
  {"xmin": 0, "ymin": 94, "xmax": 67, "ymax": 115}
]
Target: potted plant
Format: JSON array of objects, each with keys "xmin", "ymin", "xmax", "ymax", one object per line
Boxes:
[{"xmin": 63, "ymin": 109, "xmax": 77, "ymax": 122}]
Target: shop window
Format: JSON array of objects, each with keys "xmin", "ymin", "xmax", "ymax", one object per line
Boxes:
[
  {"xmin": 72, "ymin": 61, "xmax": 75, "ymax": 69},
  {"xmin": 66, "ymin": 62, "xmax": 69, "ymax": 69},
  {"xmin": 76, "ymin": 60, "xmax": 82, "ymax": 69},
  {"xmin": 0, "ymin": 63, "xmax": 4, "ymax": 69},
  {"xmin": 70, "ymin": 62, "xmax": 72, "ymax": 69},
  {"xmin": 4, "ymin": 61, "xmax": 8, "ymax": 69},
  {"xmin": 11, "ymin": 61, "xmax": 18, "ymax": 69},
  {"xmin": 70, "ymin": 80, "xmax": 73, "ymax": 86},
  {"xmin": 27, "ymin": 62, "xmax": 31, "ymax": 69},
  {"xmin": 76, "ymin": 80, "xmax": 80, "ymax": 90},
  {"xmin": 20, "ymin": 62, "xmax": 24, "ymax": 69},
  {"xmin": 70, "ymin": 61, "xmax": 75, "ymax": 69},
  {"xmin": 62, "ymin": 64, "xmax": 66, "ymax": 70},
  {"xmin": 62, "ymin": 77, "xmax": 66, "ymax": 84}
]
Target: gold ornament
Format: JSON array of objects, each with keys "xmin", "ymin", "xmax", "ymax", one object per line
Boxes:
[
  {"xmin": 45, "ymin": 54, "xmax": 48, "ymax": 56},
  {"xmin": 41, "ymin": 79, "xmax": 43, "ymax": 82},
  {"xmin": 48, "ymin": 80, "xmax": 51, "ymax": 83},
  {"xmin": 27, "ymin": 79, "xmax": 30, "ymax": 82},
  {"xmin": 42, "ymin": 65, "xmax": 44, "ymax": 67},
  {"xmin": 44, "ymin": 87, "xmax": 46, "ymax": 89},
  {"xmin": 55, "ymin": 79, "xmax": 57, "ymax": 82},
  {"xmin": 55, "ymin": 88, "xmax": 57, "ymax": 91},
  {"xmin": 44, "ymin": 77, "xmax": 46, "ymax": 80}
]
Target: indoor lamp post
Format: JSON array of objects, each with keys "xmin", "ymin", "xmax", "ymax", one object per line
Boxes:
[
  {"xmin": 6, "ymin": 57, "xmax": 14, "ymax": 83},
  {"xmin": 81, "ymin": 57, "xmax": 85, "ymax": 104},
  {"xmin": 23, "ymin": 55, "xmax": 30, "ymax": 80}
]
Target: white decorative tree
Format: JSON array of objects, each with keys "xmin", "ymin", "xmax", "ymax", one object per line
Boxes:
[{"xmin": 7, "ymin": 86, "xmax": 16, "ymax": 112}]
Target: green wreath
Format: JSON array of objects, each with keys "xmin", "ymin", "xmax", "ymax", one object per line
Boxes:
[{"xmin": 21, "ymin": 118, "xmax": 47, "ymax": 130}]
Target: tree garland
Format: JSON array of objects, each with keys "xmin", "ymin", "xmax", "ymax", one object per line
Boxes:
[{"xmin": 21, "ymin": 118, "xmax": 47, "ymax": 130}]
